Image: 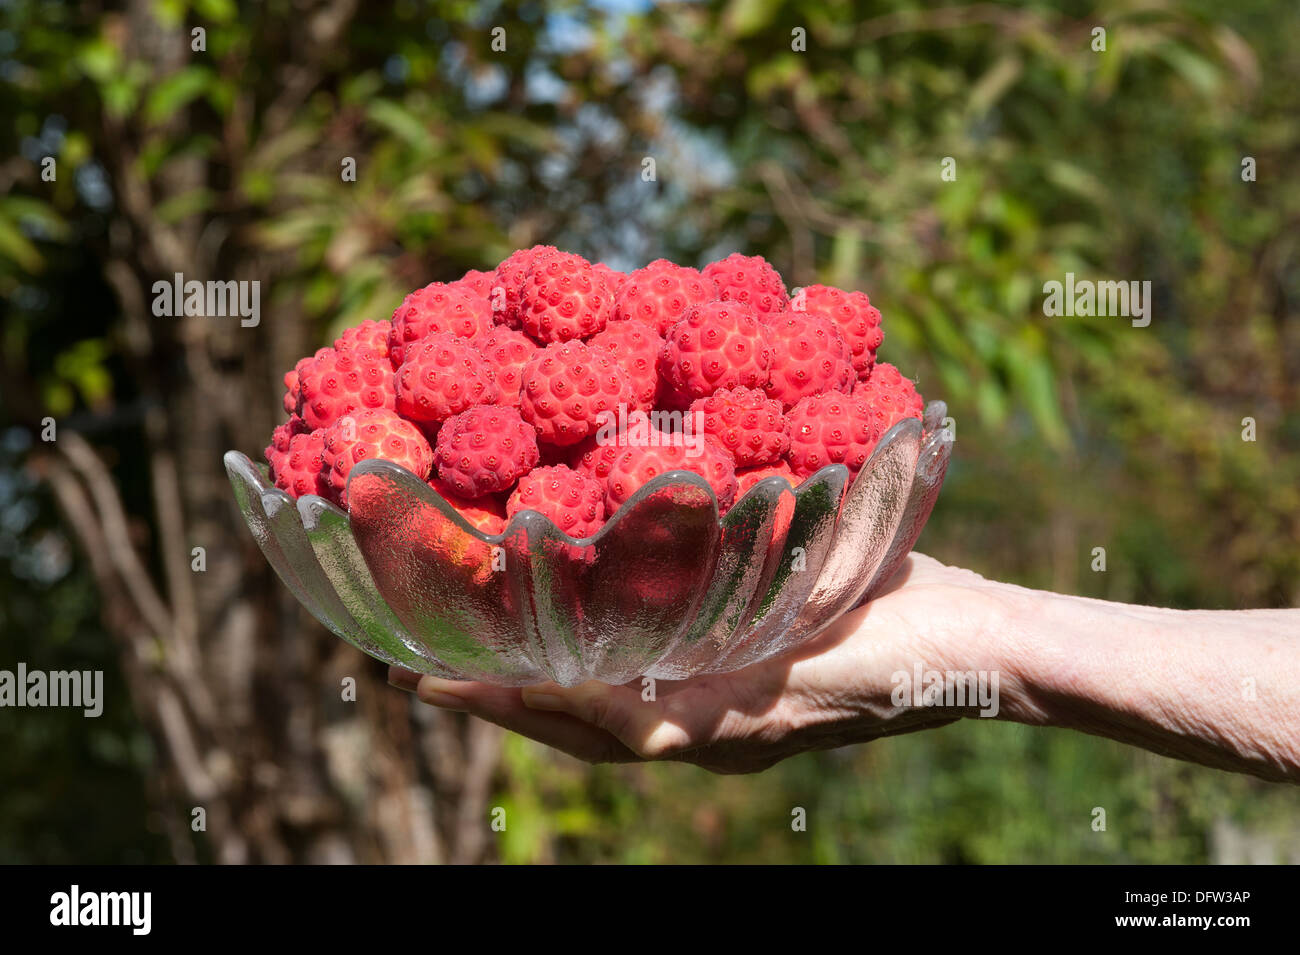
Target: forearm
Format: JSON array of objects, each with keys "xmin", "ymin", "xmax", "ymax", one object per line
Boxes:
[{"xmin": 979, "ymin": 584, "xmax": 1300, "ymax": 782}]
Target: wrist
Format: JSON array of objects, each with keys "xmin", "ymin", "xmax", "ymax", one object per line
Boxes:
[
  {"xmin": 874, "ymin": 563, "xmax": 1047, "ymax": 725},
  {"xmin": 973, "ymin": 582, "xmax": 1090, "ymax": 728},
  {"xmin": 977, "ymin": 583, "xmax": 1300, "ymax": 780},
  {"xmin": 920, "ymin": 574, "xmax": 1152, "ymax": 728}
]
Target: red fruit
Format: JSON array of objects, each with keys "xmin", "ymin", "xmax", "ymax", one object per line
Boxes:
[
  {"xmin": 281, "ymin": 352, "xmax": 320, "ymax": 416},
  {"xmin": 604, "ymin": 436, "xmax": 738, "ymax": 514},
  {"xmin": 453, "ymin": 268, "xmax": 497, "ymax": 300},
  {"xmin": 282, "ymin": 372, "xmax": 299, "ymax": 415},
  {"xmin": 735, "ymin": 459, "xmax": 798, "ymax": 497},
  {"xmin": 474, "ymin": 326, "xmax": 539, "ymax": 406},
  {"xmin": 334, "ymin": 318, "xmax": 393, "ymax": 362},
  {"xmin": 702, "ymin": 253, "xmax": 789, "ymax": 319},
  {"xmin": 658, "ymin": 300, "xmax": 774, "ymax": 408},
  {"xmin": 591, "ymin": 262, "xmax": 627, "ymax": 293},
  {"xmin": 784, "ymin": 393, "xmax": 879, "ymax": 480},
  {"xmin": 520, "ymin": 340, "xmax": 633, "ymax": 447},
  {"xmin": 272, "ymin": 428, "xmax": 330, "ymax": 499},
  {"xmin": 507, "ymin": 464, "xmax": 606, "ymax": 539},
  {"xmin": 763, "ymin": 312, "xmax": 854, "ymax": 410},
  {"xmin": 587, "ymin": 318, "xmax": 662, "ymax": 411},
  {"xmin": 264, "ymin": 414, "xmax": 310, "ymax": 475},
  {"xmin": 568, "ymin": 430, "xmax": 633, "ymax": 482},
  {"xmin": 394, "ymin": 333, "xmax": 500, "ymax": 425},
  {"xmin": 298, "ymin": 345, "xmax": 396, "ymax": 430},
  {"xmin": 613, "ymin": 259, "xmax": 719, "ymax": 335},
  {"xmin": 852, "ymin": 362, "xmax": 924, "ymax": 434},
  {"xmin": 796, "ymin": 285, "xmax": 882, "ymax": 381},
  {"xmin": 492, "ymin": 245, "xmax": 559, "ymax": 328},
  {"xmin": 427, "ymin": 478, "xmax": 507, "ymax": 535},
  {"xmin": 322, "ymin": 408, "xmax": 433, "ymax": 507},
  {"xmin": 433, "ymin": 404, "xmax": 539, "ymax": 498},
  {"xmin": 389, "ymin": 282, "xmax": 495, "ymax": 367},
  {"xmin": 518, "ymin": 251, "xmax": 613, "ymax": 343},
  {"xmin": 689, "ymin": 386, "xmax": 788, "ymax": 468}
]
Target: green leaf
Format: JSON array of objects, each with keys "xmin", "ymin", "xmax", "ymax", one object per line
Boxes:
[
  {"xmin": 194, "ymin": 0, "xmax": 239, "ymax": 24},
  {"xmin": 366, "ymin": 100, "xmax": 434, "ymax": 152},
  {"xmin": 724, "ymin": 0, "xmax": 784, "ymax": 37},
  {"xmin": 154, "ymin": 188, "xmax": 216, "ymax": 224},
  {"xmin": 1157, "ymin": 43, "xmax": 1221, "ymax": 96},
  {"xmin": 1, "ymin": 199, "xmax": 69, "ymax": 241},
  {"xmin": 0, "ymin": 215, "xmax": 43, "ymax": 272},
  {"xmin": 76, "ymin": 37, "xmax": 120, "ymax": 82},
  {"xmin": 145, "ymin": 66, "xmax": 213, "ymax": 124}
]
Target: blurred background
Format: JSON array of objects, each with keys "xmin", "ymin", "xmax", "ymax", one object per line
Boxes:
[{"xmin": 2, "ymin": 0, "xmax": 1298, "ymax": 864}]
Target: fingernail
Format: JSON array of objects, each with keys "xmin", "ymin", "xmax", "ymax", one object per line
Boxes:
[
  {"xmin": 420, "ymin": 690, "xmax": 468, "ymax": 711},
  {"xmin": 387, "ymin": 667, "xmax": 421, "ymax": 693},
  {"xmin": 522, "ymin": 690, "xmax": 565, "ymax": 711}
]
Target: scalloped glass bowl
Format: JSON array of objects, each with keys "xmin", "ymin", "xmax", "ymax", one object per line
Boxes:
[{"xmin": 226, "ymin": 401, "xmax": 952, "ymax": 686}]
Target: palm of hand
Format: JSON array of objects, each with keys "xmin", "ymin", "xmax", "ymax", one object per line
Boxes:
[{"xmin": 399, "ymin": 554, "xmax": 1003, "ymax": 774}]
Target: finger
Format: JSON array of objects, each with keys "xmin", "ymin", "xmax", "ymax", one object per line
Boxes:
[
  {"xmin": 387, "ymin": 665, "xmax": 423, "ymax": 692},
  {"xmin": 521, "ymin": 680, "xmax": 717, "ymax": 760},
  {"xmin": 415, "ymin": 676, "xmax": 640, "ymax": 764}
]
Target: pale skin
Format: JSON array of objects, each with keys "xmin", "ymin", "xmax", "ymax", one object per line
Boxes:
[{"xmin": 388, "ymin": 554, "xmax": 1300, "ymax": 782}]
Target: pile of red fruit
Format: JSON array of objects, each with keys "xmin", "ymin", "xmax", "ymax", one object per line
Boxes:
[{"xmin": 264, "ymin": 248, "xmax": 923, "ymax": 538}]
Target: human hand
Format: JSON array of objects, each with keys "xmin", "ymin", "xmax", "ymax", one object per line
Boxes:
[{"xmin": 390, "ymin": 553, "xmax": 1016, "ymax": 774}]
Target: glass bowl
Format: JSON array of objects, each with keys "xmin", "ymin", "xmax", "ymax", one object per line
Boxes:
[{"xmin": 226, "ymin": 401, "xmax": 953, "ymax": 686}]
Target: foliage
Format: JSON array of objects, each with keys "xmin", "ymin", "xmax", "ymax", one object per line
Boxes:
[{"xmin": 1, "ymin": 0, "xmax": 1297, "ymax": 862}]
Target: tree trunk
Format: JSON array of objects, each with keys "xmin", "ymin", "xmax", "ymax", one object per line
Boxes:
[{"xmin": 32, "ymin": 0, "xmax": 503, "ymax": 865}]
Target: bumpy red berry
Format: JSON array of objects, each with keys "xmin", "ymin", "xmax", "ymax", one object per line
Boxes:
[
  {"xmin": 591, "ymin": 262, "xmax": 627, "ymax": 293},
  {"xmin": 265, "ymin": 414, "xmax": 310, "ymax": 475},
  {"xmin": 281, "ymin": 351, "xmax": 322, "ymax": 416},
  {"xmin": 282, "ymin": 371, "xmax": 299, "ymax": 415},
  {"xmin": 658, "ymin": 301, "xmax": 774, "ymax": 409},
  {"xmin": 427, "ymin": 478, "xmax": 507, "ymax": 535},
  {"xmin": 507, "ymin": 464, "xmax": 606, "ymax": 538},
  {"xmin": 474, "ymin": 326, "xmax": 539, "ymax": 406},
  {"xmin": 272, "ymin": 428, "xmax": 330, "ymax": 499},
  {"xmin": 703, "ymin": 253, "xmax": 789, "ymax": 319},
  {"xmin": 453, "ymin": 268, "xmax": 497, "ymax": 300},
  {"xmin": 689, "ymin": 386, "xmax": 788, "ymax": 468},
  {"xmin": 587, "ymin": 318, "xmax": 661, "ymax": 411},
  {"xmin": 568, "ymin": 430, "xmax": 633, "ymax": 482},
  {"xmin": 735, "ymin": 459, "xmax": 798, "ymax": 498},
  {"xmin": 796, "ymin": 285, "xmax": 882, "ymax": 381},
  {"xmin": 763, "ymin": 312, "xmax": 854, "ymax": 410},
  {"xmin": 434, "ymin": 404, "xmax": 539, "ymax": 498},
  {"xmin": 322, "ymin": 408, "xmax": 433, "ymax": 507},
  {"xmin": 518, "ymin": 251, "xmax": 613, "ymax": 343},
  {"xmin": 520, "ymin": 340, "xmax": 633, "ymax": 447},
  {"xmin": 604, "ymin": 436, "xmax": 738, "ymax": 513},
  {"xmin": 298, "ymin": 345, "xmax": 396, "ymax": 430},
  {"xmin": 613, "ymin": 259, "xmax": 719, "ymax": 335},
  {"xmin": 389, "ymin": 282, "xmax": 494, "ymax": 368},
  {"xmin": 852, "ymin": 362, "xmax": 923, "ymax": 434},
  {"xmin": 784, "ymin": 393, "xmax": 879, "ymax": 479},
  {"xmin": 492, "ymin": 245, "xmax": 559, "ymax": 328},
  {"xmin": 395, "ymin": 334, "xmax": 500, "ymax": 425},
  {"xmin": 334, "ymin": 319, "xmax": 393, "ymax": 362}
]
